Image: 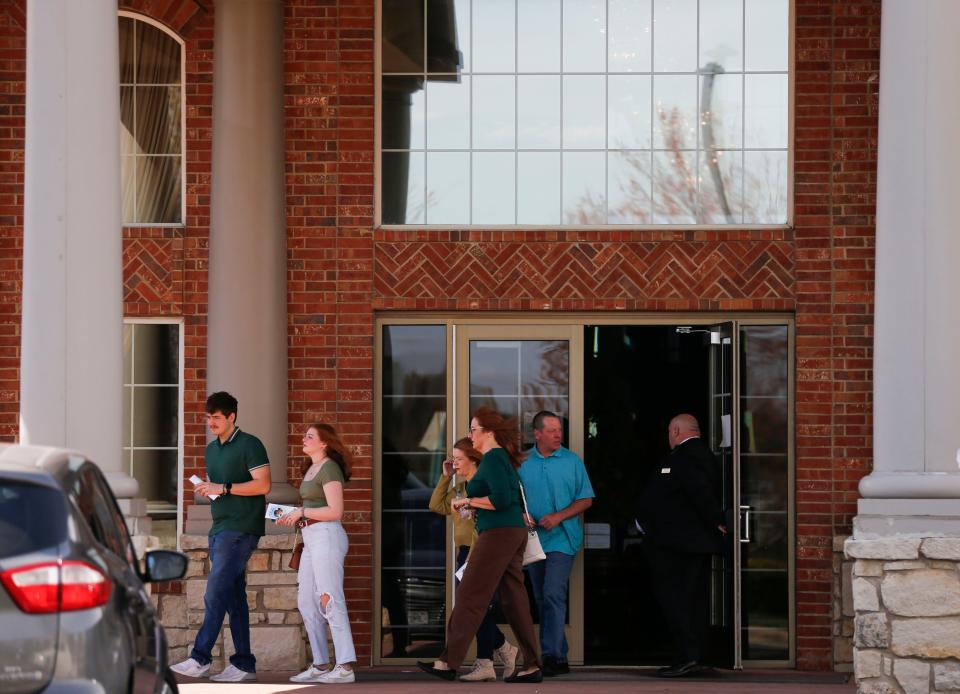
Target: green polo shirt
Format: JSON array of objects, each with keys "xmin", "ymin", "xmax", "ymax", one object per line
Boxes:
[
  {"xmin": 466, "ymin": 447, "xmax": 525, "ymax": 533},
  {"xmin": 205, "ymin": 427, "xmax": 268, "ymax": 537}
]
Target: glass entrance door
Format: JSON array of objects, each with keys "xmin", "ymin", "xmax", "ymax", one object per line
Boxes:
[{"xmin": 454, "ymin": 324, "xmax": 584, "ymax": 663}]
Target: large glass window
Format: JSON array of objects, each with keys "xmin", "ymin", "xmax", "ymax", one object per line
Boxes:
[
  {"xmin": 379, "ymin": 325, "xmax": 448, "ymax": 658},
  {"xmin": 123, "ymin": 322, "xmax": 181, "ymax": 546},
  {"xmin": 380, "ymin": 0, "xmax": 789, "ymax": 225},
  {"xmin": 120, "ymin": 15, "xmax": 183, "ymax": 225}
]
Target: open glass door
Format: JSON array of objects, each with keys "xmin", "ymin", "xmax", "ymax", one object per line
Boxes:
[
  {"xmin": 702, "ymin": 322, "xmax": 739, "ymax": 669},
  {"xmin": 454, "ymin": 324, "xmax": 584, "ymax": 664}
]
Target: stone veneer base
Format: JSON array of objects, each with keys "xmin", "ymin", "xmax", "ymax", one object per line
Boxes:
[
  {"xmin": 846, "ymin": 536, "xmax": 960, "ymax": 694},
  {"xmin": 154, "ymin": 534, "xmax": 312, "ymax": 671}
]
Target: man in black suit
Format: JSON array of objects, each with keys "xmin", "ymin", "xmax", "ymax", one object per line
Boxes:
[{"xmin": 636, "ymin": 414, "xmax": 726, "ymax": 678}]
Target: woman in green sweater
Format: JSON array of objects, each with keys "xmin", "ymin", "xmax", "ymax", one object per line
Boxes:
[
  {"xmin": 418, "ymin": 407, "xmax": 542, "ymax": 683},
  {"xmin": 428, "ymin": 437, "xmax": 519, "ymax": 681}
]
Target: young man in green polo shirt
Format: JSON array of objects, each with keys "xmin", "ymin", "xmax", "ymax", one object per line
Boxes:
[{"xmin": 171, "ymin": 391, "xmax": 271, "ymax": 683}]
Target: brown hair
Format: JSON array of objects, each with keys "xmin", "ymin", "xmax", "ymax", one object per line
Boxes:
[
  {"xmin": 453, "ymin": 437, "xmax": 482, "ymax": 466},
  {"xmin": 472, "ymin": 406, "xmax": 525, "ymax": 469},
  {"xmin": 301, "ymin": 422, "xmax": 353, "ymax": 481}
]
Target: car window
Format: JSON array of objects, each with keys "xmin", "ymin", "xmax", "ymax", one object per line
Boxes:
[
  {"xmin": 0, "ymin": 481, "xmax": 67, "ymax": 559},
  {"xmin": 73, "ymin": 467, "xmax": 134, "ymax": 563}
]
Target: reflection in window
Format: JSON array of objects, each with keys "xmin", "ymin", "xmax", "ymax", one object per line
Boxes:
[
  {"xmin": 120, "ymin": 15, "xmax": 183, "ymax": 224},
  {"xmin": 739, "ymin": 324, "xmax": 790, "ymax": 660},
  {"xmin": 380, "ymin": 0, "xmax": 789, "ymax": 225},
  {"xmin": 123, "ymin": 322, "xmax": 181, "ymax": 547},
  {"xmin": 380, "ymin": 325, "xmax": 447, "ymax": 658}
]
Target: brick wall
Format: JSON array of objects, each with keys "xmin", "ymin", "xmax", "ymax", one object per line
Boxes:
[{"xmin": 0, "ymin": 0, "xmax": 879, "ymax": 670}]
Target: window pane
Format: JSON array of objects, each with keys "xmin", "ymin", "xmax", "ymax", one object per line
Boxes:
[
  {"xmin": 563, "ymin": 151, "xmax": 605, "ymax": 224},
  {"xmin": 740, "ymin": 454, "xmax": 788, "ymax": 511},
  {"xmin": 382, "ymin": 77, "xmax": 425, "ymax": 150},
  {"xmin": 700, "ymin": 0, "xmax": 743, "ymax": 73},
  {"xmin": 563, "ymin": 75, "xmax": 605, "ymax": 149},
  {"xmin": 741, "ymin": 326, "xmax": 789, "ymax": 397},
  {"xmin": 473, "ymin": 0, "xmax": 515, "ymax": 73},
  {"xmin": 742, "ymin": 397, "xmax": 788, "ymax": 454},
  {"xmin": 745, "ymin": 0, "xmax": 789, "ymax": 72},
  {"xmin": 426, "ymin": 78, "xmax": 470, "ymax": 149},
  {"xmin": 470, "ymin": 341, "xmax": 521, "ymax": 396},
  {"xmin": 382, "ymin": 0, "xmax": 425, "ymax": 73},
  {"xmin": 123, "ymin": 324, "xmax": 133, "ymax": 385},
  {"xmin": 427, "ymin": 0, "xmax": 469, "ymax": 73},
  {"xmin": 653, "ymin": 0, "xmax": 697, "ymax": 73},
  {"xmin": 742, "ymin": 512, "xmax": 788, "ymax": 569},
  {"xmin": 562, "ymin": 0, "xmax": 605, "ymax": 73},
  {"xmin": 744, "ymin": 74, "xmax": 788, "ymax": 149},
  {"xmin": 609, "ymin": 0, "xmax": 652, "ymax": 73},
  {"xmin": 382, "ymin": 399, "xmax": 447, "ymax": 456},
  {"xmin": 517, "ymin": 76, "xmax": 561, "ymax": 149},
  {"xmin": 700, "ymin": 73, "xmax": 742, "ymax": 149},
  {"xmin": 382, "ymin": 152, "xmax": 425, "ymax": 224},
  {"xmin": 132, "ymin": 449, "xmax": 178, "ymax": 506},
  {"xmin": 136, "ymin": 22, "xmax": 180, "ymax": 84},
  {"xmin": 425, "ymin": 152, "xmax": 469, "ymax": 224},
  {"xmin": 698, "ymin": 149, "xmax": 743, "ymax": 225},
  {"xmin": 653, "ymin": 75, "xmax": 697, "ymax": 150},
  {"xmin": 472, "ymin": 76, "xmax": 515, "ymax": 149},
  {"xmin": 741, "ymin": 571, "xmax": 789, "ymax": 660},
  {"xmin": 518, "ymin": 0, "xmax": 561, "ymax": 73},
  {"xmin": 122, "ymin": 156, "xmax": 136, "ymax": 224},
  {"xmin": 608, "ymin": 150, "xmax": 652, "ymax": 224},
  {"xmin": 132, "ymin": 386, "xmax": 178, "ymax": 448},
  {"xmin": 469, "ymin": 395, "xmax": 519, "ymax": 422},
  {"xmin": 382, "ymin": 325, "xmax": 446, "ymax": 397},
  {"xmin": 123, "ymin": 386, "xmax": 132, "ymax": 446},
  {"xmin": 136, "ymin": 156, "xmax": 181, "ymax": 224},
  {"xmin": 120, "ymin": 87, "xmax": 136, "ymax": 155},
  {"xmin": 653, "ymin": 150, "xmax": 696, "ymax": 224},
  {"xmin": 134, "ymin": 86, "xmax": 180, "ymax": 154},
  {"xmin": 743, "ymin": 150, "xmax": 787, "ymax": 224},
  {"xmin": 133, "ymin": 324, "xmax": 179, "ymax": 385},
  {"xmin": 517, "ymin": 152, "xmax": 561, "ymax": 224},
  {"xmin": 472, "ymin": 152, "xmax": 515, "ymax": 224},
  {"xmin": 119, "ymin": 17, "xmax": 135, "ymax": 84},
  {"xmin": 608, "ymin": 75, "xmax": 652, "ymax": 150}
]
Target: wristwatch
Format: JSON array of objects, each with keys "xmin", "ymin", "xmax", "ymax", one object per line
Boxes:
[{"xmin": 223, "ymin": 482, "xmax": 233, "ymax": 496}]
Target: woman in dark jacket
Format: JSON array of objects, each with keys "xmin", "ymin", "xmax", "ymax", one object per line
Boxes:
[{"xmin": 418, "ymin": 407, "xmax": 542, "ymax": 683}]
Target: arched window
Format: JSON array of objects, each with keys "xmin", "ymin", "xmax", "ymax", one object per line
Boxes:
[{"xmin": 119, "ymin": 14, "xmax": 184, "ymax": 225}]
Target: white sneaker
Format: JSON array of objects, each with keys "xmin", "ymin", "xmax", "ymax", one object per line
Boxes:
[
  {"xmin": 495, "ymin": 641, "xmax": 519, "ymax": 679},
  {"xmin": 170, "ymin": 658, "xmax": 210, "ymax": 679},
  {"xmin": 290, "ymin": 664, "xmax": 331, "ymax": 683},
  {"xmin": 210, "ymin": 664, "xmax": 257, "ymax": 682},
  {"xmin": 317, "ymin": 664, "xmax": 356, "ymax": 684},
  {"xmin": 460, "ymin": 658, "xmax": 496, "ymax": 682}
]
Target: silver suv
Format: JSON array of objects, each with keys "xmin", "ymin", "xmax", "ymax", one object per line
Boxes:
[{"xmin": 0, "ymin": 445, "xmax": 187, "ymax": 693}]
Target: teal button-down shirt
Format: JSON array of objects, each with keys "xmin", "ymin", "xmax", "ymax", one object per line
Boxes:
[{"xmin": 519, "ymin": 446, "xmax": 595, "ymax": 555}]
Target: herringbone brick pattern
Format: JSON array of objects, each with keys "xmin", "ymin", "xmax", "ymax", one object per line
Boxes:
[
  {"xmin": 123, "ymin": 230, "xmax": 183, "ymax": 314},
  {"xmin": 374, "ymin": 239, "xmax": 794, "ymax": 310}
]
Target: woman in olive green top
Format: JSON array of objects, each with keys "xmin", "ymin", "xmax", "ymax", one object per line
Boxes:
[
  {"xmin": 428, "ymin": 437, "xmax": 518, "ymax": 681},
  {"xmin": 418, "ymin": 407, "xmax": 542, "ymax": 684},
  {"xmin": 277, "ymin": 423, "xmax": 356, "ymax": 685}
]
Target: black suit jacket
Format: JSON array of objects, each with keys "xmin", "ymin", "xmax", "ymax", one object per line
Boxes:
[{"xmin": 636, "ymin": 437, "xmax": 725, "ymax": 555}]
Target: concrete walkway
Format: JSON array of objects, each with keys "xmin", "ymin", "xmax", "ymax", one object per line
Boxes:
[{"xmin": 176, "ymin": 668, "xmax": 854, "ymax": 693}]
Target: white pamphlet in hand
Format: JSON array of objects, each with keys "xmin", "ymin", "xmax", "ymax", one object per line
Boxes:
[
  {"xmin": 455, "ymin": 561, "xmax": 467, "ymax": 582},
  {"xmin": 266, "ymin": 503, "xmax": 298, "ymax": 521},
  {"xmin": 189, "ymin": 474, "xmax": 219, "ymax": 501}
]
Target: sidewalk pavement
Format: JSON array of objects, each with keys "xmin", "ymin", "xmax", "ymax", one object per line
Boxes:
[{"xmin": 176, "ymin": 667, "xmax": 855, "ymax": 693}]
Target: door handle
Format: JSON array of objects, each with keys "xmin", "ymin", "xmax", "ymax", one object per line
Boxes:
[{"xmin": 739, "ymin": 505, "xmax": 752, "ymax": 544}]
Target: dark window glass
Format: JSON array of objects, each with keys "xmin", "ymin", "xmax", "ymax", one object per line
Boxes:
[
  {"xmin": 0, "ymin": 483, "xmax": 66, "ymax": 559},
  {"xmin": 132, "ymin": 323, "xmax": 179, "ymax": 385},
  {"xmin": 740, "ymin": 571, "xmax": 789, "ymax": 661},
  {"xmin": 132, "ymin": 450, "xmax": 178, "ymax": 508},
  {"xmin": 382, "ymin": 0, "xmax": 425, "ymax": 73},
  {"xmin": 380, "ymin": 324, "xmax": 447, "ymax": 659},
  {"xmin": 133, "ymin": 385, "xmax": 179, "ymax": 448}
]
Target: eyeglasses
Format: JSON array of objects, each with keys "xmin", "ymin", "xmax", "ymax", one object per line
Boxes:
[{"xmin": 469, "ymin": 426, "xmax": 481, "ymax": 433}]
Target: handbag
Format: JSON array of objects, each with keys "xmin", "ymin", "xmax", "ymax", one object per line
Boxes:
[
  {"xmin": 288, "ymin": 523, "xmax": 304, "ymax": 570},
  {"xmin": 519, "ymin": 482, "xmax": 546, "ymax": 566}
]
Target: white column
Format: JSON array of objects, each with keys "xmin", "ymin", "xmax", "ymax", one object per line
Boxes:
[
  {"xmin": 20, "ymin": 0, "xmax": 137, "ymax": 498},
  {"xmin": 207, "ymin": 0, "xmax": 295, "ymax": 502}
]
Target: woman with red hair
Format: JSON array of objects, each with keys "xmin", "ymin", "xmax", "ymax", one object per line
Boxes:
[{"xmin": 418, "ymin": 407, "xmax": 542, "ymax": 683}]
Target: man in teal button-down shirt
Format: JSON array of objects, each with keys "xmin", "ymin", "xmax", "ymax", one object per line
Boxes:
[{"xmin": 519, "ymin": 411, "xmax": 594, "ymax": 677}]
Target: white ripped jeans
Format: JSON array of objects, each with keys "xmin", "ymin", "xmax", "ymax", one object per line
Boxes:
[{"xmin": 298, "ymin": 520, "xmax": 356, "ymax": 665}]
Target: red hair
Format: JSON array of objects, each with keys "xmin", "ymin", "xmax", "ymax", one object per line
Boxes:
[
  {"xmin": 301, "ymin": 422, "xmax": 353, "ymax": 481},
  {"xmin": 472, "ymin": 406, "xmax": 525, "ymax": 469}
]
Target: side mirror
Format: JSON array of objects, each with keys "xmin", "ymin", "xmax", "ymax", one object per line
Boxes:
[{"xmin": 143, "ymin": 549, "xmax": 188, "ymax": 583}]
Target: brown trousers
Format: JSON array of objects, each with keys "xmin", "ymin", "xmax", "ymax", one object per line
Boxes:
[{"xmin": 440, "ymin": 526, "xmax": 540, "ymax": 670}]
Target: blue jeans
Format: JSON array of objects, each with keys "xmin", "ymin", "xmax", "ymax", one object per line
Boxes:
[
  {"xmin": 190, "ymin": 531, "xmax": 260, "ymax": 672},
  {"xmin": 456, "ymin": 545, "xmax": 505, "ymax": 659},
  {"xmin": 525, "ymin": 551, "xmax": 575, "ymax": 661}
]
